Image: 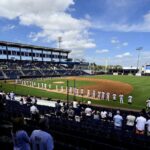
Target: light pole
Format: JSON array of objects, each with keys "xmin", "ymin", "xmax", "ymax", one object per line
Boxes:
[
  {"xmin": 58, "ymin": 36, "xmax": 62, "ymax": 49},
  {"xmin": 136, "ymin": 47, "xmax": 143, "ymax": 71},
  {"xmin": 66, "ymin": 80, "xmax": 69, "ymax": 108},
  {"xmin": 73, "ymin": 79, "xmax": 76, "ymax": 101}
]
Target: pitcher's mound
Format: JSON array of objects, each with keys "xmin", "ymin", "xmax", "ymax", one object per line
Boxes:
[{"xmin": 53, "ymin": 81, "xmax": 64, "ymax": 84}]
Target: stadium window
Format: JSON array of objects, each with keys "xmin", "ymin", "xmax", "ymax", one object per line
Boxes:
[
  {"xmin": 29, "ymin": 52, "xmax": 32, "ymax": 56},
  {"xmin": 8, "ymin": 51, "xmax": 11, "ymax": 55},
  {"xmin": 32, "ymin": 53, "xmax": 35, "ymax": 57},
  {"xmin": 43, "ymin": 54, "xmax": 45, "ymax": 58},
  {"xmin": 21, "ymin": 52, "xmax": 25, "ymax": 56},
  {"xmin": 17, "ymin": 52, "xmax": 20, "ymax": 56},
  {"xmin": 46, "ymin": 54, "xmax": 49, "ymax": 58},
  {"xmin": 25, "ymin": 52, "xmax": 29, "ymax": 56},
  {"xmin": 12, "ymin": 51, "xmax": 17, "ymax": 55},
  {"xmin": 36, "ymin": 53, "xmax": 40, "ymax": 57},
  {"xmin": 3, "ymin": 50, "xmax": 6, "ymax": 54}
]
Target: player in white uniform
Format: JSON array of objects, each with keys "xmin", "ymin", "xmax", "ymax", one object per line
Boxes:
[
  {"xmin": 146, "ymin": 98, "xmax": 150, "ymax": 111},
  {"xmin": 101, "ymin": 91, "xmax": 105, "ymax": 100},
  {"xmin": 128, "ymin": 95, "xmax": 133, "ymax": 104},
  {"xmin": 112, "ymin": 93, "xmax": 117, "ymax": 101},
  {"xmin": 119, "ymin": 94, "xmax": 124, "ymax": 104},
  {"xmin": 106, "ymin": 92, "xmax": 110, "ymax": 101}
]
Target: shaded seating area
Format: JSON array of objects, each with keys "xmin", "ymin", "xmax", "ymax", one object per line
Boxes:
[{"xmin": 0, "ymin": 99, "xmax": 150, "ymax": 150}]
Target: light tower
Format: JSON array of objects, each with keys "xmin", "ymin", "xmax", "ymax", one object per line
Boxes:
[
  {"xmin": 58, "ymin": 36, "xmax": 62, "ymax": 49},
  {"xmin": 136, "ymin": 47, "xmax": 143, "ymax": 71}
]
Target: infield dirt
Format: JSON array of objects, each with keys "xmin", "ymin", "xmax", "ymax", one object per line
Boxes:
[{"xmin": 66, "ymin": 77, "xmax": 133, "ymax": 95}]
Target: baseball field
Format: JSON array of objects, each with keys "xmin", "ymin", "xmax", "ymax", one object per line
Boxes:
[{"xmin": 0, "ymin": 75, "xmax": 150, "ymax": 110}]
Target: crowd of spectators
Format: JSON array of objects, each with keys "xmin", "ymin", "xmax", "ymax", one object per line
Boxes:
[{"xmin": 1, "ymin": 91, "xmax": 150, "ymax": 149}]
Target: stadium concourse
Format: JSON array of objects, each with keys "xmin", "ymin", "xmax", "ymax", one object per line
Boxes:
[{"xmin": 0, "ymin": 92, "xmax": 150, "ymax": 150}]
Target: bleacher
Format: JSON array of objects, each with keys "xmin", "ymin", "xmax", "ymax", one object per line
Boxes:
[
  {"xmin": 0, "ymin": 60, "xmax": 89, "ymax": 79},
  {"xmin": 0, "ymin": 99, "xmax": 150, "ymax": 150}
]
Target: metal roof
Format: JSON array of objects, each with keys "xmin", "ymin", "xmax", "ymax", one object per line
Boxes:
[{"xmin": 0, "ymin": 41, "xmax": 71, "ymax": 53}]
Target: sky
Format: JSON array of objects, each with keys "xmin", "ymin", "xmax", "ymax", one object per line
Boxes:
[{"xmin": 0, "ymin": 0, "xmax": 150, "ymax": 67}]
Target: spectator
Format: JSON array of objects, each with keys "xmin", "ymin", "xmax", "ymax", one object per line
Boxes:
[
  {"xmin": 60, "ymin": 102, "xmax": 68, "ymax": 119},
  {"xmin": 146, "ymin": 116, "xmax": 150, "ymax": 136},
  {"xmin": 12, "ymin": 117, "xmax": 30, "ymax": 150},
  {"xmin": 100, "ymin": 109, "xmax": 107, "ymax": 121},
  {"xmin": 113, "ymin": 110, "xmax": 123, "ymax": 130},
  {"xmin": 107, "ymin": 110, "xmax": 113, "ymax": 122},
  {"xmin": 26, "ymin": 95, "xmax": 32, "ymax": 106},
  {"xmin": 55, "ymin": 100, "xmax": 62, "ymax": 118},
  {"xmin": 126, "ymin": 112, "xmax": 136, "ymax": 131},
  {"xmin": 10, "ymin": 91, "xmax": 15, "ymax": 100},
  {"xmin": 32, "ymin": 96, "xmax": 37, "ymax": 105},
  {"xmin": 74, "ymin": 104, "xmax": 82, "ymax": 122},
  {"xmin": 67, "ymin": 106, "xmax": 75, "ymax": 120},
  {"xmin": 85, "ymin": 105, "xmax": 92, "ymax": 119},
  {"xmin": 30, "ymin": 104, "xmax": 39, "ymax": 122},
  {"xmin": 93, "ymin": 110, "xmax": 100, "ymax": 121},
  {"xmin": 73, "ymin": 100, "xmax": 78, "ymax": 109},
  {"xmin": 30, "ymin": 118, "xmax": 54, "ymax": 150},
  {"xmin": 19, "ymin": 97, "xmax": 24, "ymax": 105},
  {"xmin": 135, "ymin": 112, "xmax": 147, "ymax": 135}
]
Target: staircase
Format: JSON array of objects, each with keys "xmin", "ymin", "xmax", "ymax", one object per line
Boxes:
[{"xmin": 1, "ymin": 70, "xmax": 7, "ymax": 79}]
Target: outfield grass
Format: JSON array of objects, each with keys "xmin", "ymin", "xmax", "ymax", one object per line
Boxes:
[{"xmin": 0, "ymin": 75, "xmax": 150, "ymax": 110}]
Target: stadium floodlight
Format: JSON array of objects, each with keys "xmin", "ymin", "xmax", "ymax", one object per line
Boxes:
[
  {"xmin": 58, "ymin": 36, "xmax": 62, "ymax": 49},
  {"xmin": 136, "ymin": 47, "xmax": 143, "ymax": 70}
]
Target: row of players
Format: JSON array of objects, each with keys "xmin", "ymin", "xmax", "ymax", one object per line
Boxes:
[
  {"xmin": 3, "ymin": 90, "xmax": 134, "ymax": 105},
  {"xmin": 88, "ymin": 91, "xmax": 133, "ymax": 104}
]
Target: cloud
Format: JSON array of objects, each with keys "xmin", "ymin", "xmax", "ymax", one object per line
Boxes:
[
  {"xmin": 2, "ymin": 24, "xmax": 15, "ymax": 31},
  {"xmin": 96, "ymin": 49, "xmax": 109, "ymax": 54},
  {"xmin": 116, "ymin": 52, "xmax": 131, "ymax": 58},
  {"xmin": 122, "ymin": 42, "xmax": 128, "ymax": 46},
  {"xmin": 0, "ymin": 0, "xmax": 95, "ymax": 56},
  {"xmin": 92, "ymin": 6, "xmax": 150, "ymax": 32},
  {"xmin": 111, "ymin": 37, "xmax": 128, "ymax": 49},
  {"xmin": 111, "ymin": 39, "xmax": 119, "ymax": 44}
]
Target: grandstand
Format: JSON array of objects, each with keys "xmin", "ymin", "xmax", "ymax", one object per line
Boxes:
[
  {"xmin": 0, "ymin": 95, "xmax": 150, "ymax": 150},
  {"xmin": 0, "ymin": 41, "xmax": 89, "ymax": 79}
]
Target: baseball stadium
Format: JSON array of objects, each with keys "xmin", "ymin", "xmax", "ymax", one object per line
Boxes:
[{"xmin": 1, "ymin": 1, "xmax": 150, "ymax": 150}]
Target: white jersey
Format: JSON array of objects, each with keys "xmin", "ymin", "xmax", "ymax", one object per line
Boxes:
[
  {"xmin": 73, "ymin": 101, "xmax": 78, "ymax": 108},
  {"xmin": 119, "ymin": 94, "xmax": 124, "ymax": 104},
  {"xmin": 101, "ymin": 111, "xmax": 107, "ymax": 119},
  {"xmin": 136, "ymin": 116, "xmax": 146, "ymax": 131},
  {"xmin": 10, "ymin": 92, "xmax": 15, "ymax": 100},
  {"xmin": 101, "ymin": 92, "xmax": 105, "ymax": 99},
  {"xmin": 30, "ymin": 105, "xmax": 39, "ymax": 115},
  {"xmin": 146, "ymin": 100, "xmax": 150, "ymax": 107},
  {"xmin": 128, "ymin": 96, "xmax": 133, "ymax": 103},
  {"xmin": 85, "ymin": 107, "xmax": 92, "ymax": 116},
  {"xmin": 126, "ymin": 115, "xmax": 136, "ymax": 126},
  {"xmin": 106, "ymin": 92, "xmax": 110, "ymax": 101},
  {"xmin": 112, "ymin": 94, "xmax": 117, "ymax": 101}
]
